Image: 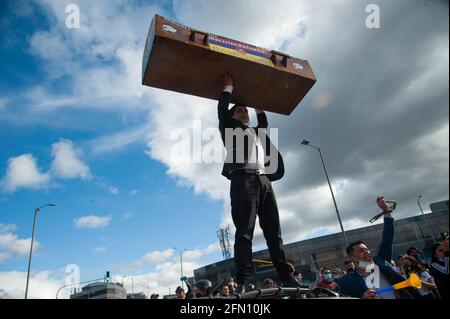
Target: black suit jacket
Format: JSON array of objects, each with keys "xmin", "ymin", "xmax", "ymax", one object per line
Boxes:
[{"xmin": 217, "ymin": 91, "xmax": 284, "ymax": 181}]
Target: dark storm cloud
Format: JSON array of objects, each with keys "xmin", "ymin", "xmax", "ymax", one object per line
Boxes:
[{"xmin": 261, "ymin": 0, "xmax": 449, "ymax": 230}]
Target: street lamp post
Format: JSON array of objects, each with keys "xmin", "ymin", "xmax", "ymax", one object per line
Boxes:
[
  {"xmin": 173, "ymin": 247, "xmax": 188, "ymax": 289},
  {"xmin": 301, "ymin": 139, "xmax": 349, "ymax": 247},
  {"xmin": 25, "ymin": 203, "xmax": 55, "ymax": 299},
  {"xmin": 418, "ymin": 195, "xmax": 437, "ymax": 243}
]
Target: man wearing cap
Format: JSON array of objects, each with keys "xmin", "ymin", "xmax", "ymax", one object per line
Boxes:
[{"xmin": 217, "ymin": 72, "xmax": 300, "ymax": 294}]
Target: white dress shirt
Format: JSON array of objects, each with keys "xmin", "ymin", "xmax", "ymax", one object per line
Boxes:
[{"xmin": 223, "ymin": 85, "xmax": 266, "ymax": 174}]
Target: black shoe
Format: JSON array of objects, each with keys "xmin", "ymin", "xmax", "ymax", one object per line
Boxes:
[{"xmin": 280, "ymin": 274, "xmax": 301, "ymax": 288}]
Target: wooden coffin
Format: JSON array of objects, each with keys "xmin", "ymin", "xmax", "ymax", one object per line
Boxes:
[{"xmin": 142, "ymin": 15, "xmax": 317, "ymax": 115}]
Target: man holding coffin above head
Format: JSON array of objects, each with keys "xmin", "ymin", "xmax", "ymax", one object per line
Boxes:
[{"xmin": 217, "ymin": 71, "xmax": 300, "ymax": 294}]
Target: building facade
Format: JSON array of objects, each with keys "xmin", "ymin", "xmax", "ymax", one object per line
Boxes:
[
  {"xmin": 70, "ymin": 282, "xmax": 127, "ymax": 299},
  {"xmin": 127, "ymin": 292, "xmax": 147, "ymax": 299}
]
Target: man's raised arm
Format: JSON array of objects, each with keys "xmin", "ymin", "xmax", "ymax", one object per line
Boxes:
[
  {"xmin": 255, "ymin": 109, "xmax": 268, "ymax": 129},
  {"xmin": 218, "ymin": 72, "xmax": 234, "ymax": 125},
  {"xmin": 376, "ymin": 196, "xmax": 395, "ymax": 263}
]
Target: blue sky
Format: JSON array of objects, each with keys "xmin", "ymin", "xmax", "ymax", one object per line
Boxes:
[
  {"xmin": 0, "ymin": 0, "xmax": 448, "ymax": 298},
  {"xmin": 0, "ymin": 0, "xmax": 228, "ymax": 297}
]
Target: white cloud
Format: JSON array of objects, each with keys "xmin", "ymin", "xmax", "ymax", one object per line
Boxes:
[
  {"xmin": 1, "ymin": 154, "xmax": 50, "ymax": 192},
  {"xmin": 2, "ymin": 242, "xmax": 218, "ymax": 299},
  {"xmin": 141, "ymin": 249, "xmax": 174, "ymax": 264},
  {"xmin": 173, "ymin": 0, "xmax": 308, "ymax": 50},
  {"xmin": 129, "ymin": 190, "xmax": 139, "ymax": 197},
  {"xmin": 29, "ymin": 31, "xmax": 73, "ymax": 78},
  {"xmin": 1, "ymin": 140, "xmax": 91, "ymax": 193},
  {"xmin": 0, "ymin": 252, "xmax": 12, "ymax": 263},
  {"xmin": 415, "ymin": 124, "xmax": 449, "ymax": 165},
  {"xmin": 182, "ymin": 244, "xmax": 221, "ymax": 261},
  {"xmin": 120, "ymin": 248, "xmax": 174, "ymax": 273},
  {"xmin": 51, "ymin": 139, "xmax": 91, "ymax": 180},
  {"xmin": 0, "ymin": 270, "xmax": 66, "ymax": 299},
  {"xmin": 0, "ymin": 233, "xmax": 33, "ymax": 257},
  {"xmin": 74, "ymin": 215, "xmax": 111, "ymax": 229},
  {"xmin": 1, "ymin": 264, "xmax": 192, "ymax": 299},
  {"xmin": 118, "ymin": 243, "xmax": 222, "ymax": 275},
  {"xmin": 114, "ymin": 259, "xmax": 203, "ymax": 298},
  {"xmin": 0, "ymin": 97, "xmax": 7, "ymax": 110},
  {"xmin": 146, "ymin": 92, "xmax": 229, "ymax": 201},
  {"xmin": 108, "ymin": 186, "xmax": 119, "ymax": 195},
  {"xmin": 114, "ymin": 243, "xmax": 222, "ymax": 297},
  {"xmin": 23, "ymin": 86, "xmax": 114, "ymax": 111},
  {"xmin": 95, "ymin": 180, "xmax": 121, "ymax": 195},
  {"xmin": 122, "ymin": 212, "xmax": 135, "ymax": 220},
  {"xmin": 93, "ymin": 246, "xmax": 107, "ymax": 254},
  {"xmin": 0, "ymin": 224, "xmax": 17, "ymax": 234},
  {"xmin": 0, "ymin": 223, "xmax": 40, "ymax": 263},
  {"xmin": 8, "ymin": 0, "xmax": 36, "ymax": 18},
  {"xmin": 87, "ymin": 123, "xmax": 152, "ymax": 155},
  {"xmin": 20, "ymin": 0, "xmax": 168, "ymax": 114}
]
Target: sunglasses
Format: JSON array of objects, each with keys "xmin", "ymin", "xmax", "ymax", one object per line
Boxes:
[{"xmin": 437, "ymin": 249, "xmax": 445, "ymax": 253}]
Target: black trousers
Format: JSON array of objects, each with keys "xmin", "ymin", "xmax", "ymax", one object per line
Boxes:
[{"xmin": 230, "ymin": 173, "xmax": 292, "ymax": 284}]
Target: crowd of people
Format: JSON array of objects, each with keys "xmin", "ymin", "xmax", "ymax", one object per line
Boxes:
[
  {"xmin": 149, "ymin": 197, "xmax": 448, "ymax": 300},
  {"xmin": 309, "ymin": 241, "xmax": 447, "ymax": 299},
  {"xmin": 312, "ymin": 197, "xmax": 448, "ymax": 299},
  {"xmin": 319, "ymin": 197, "xmax": 448, "ymax": 299},
  {"xmin": 156, "ymin": 237, "xmax": 448, "ymax": 300}
]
